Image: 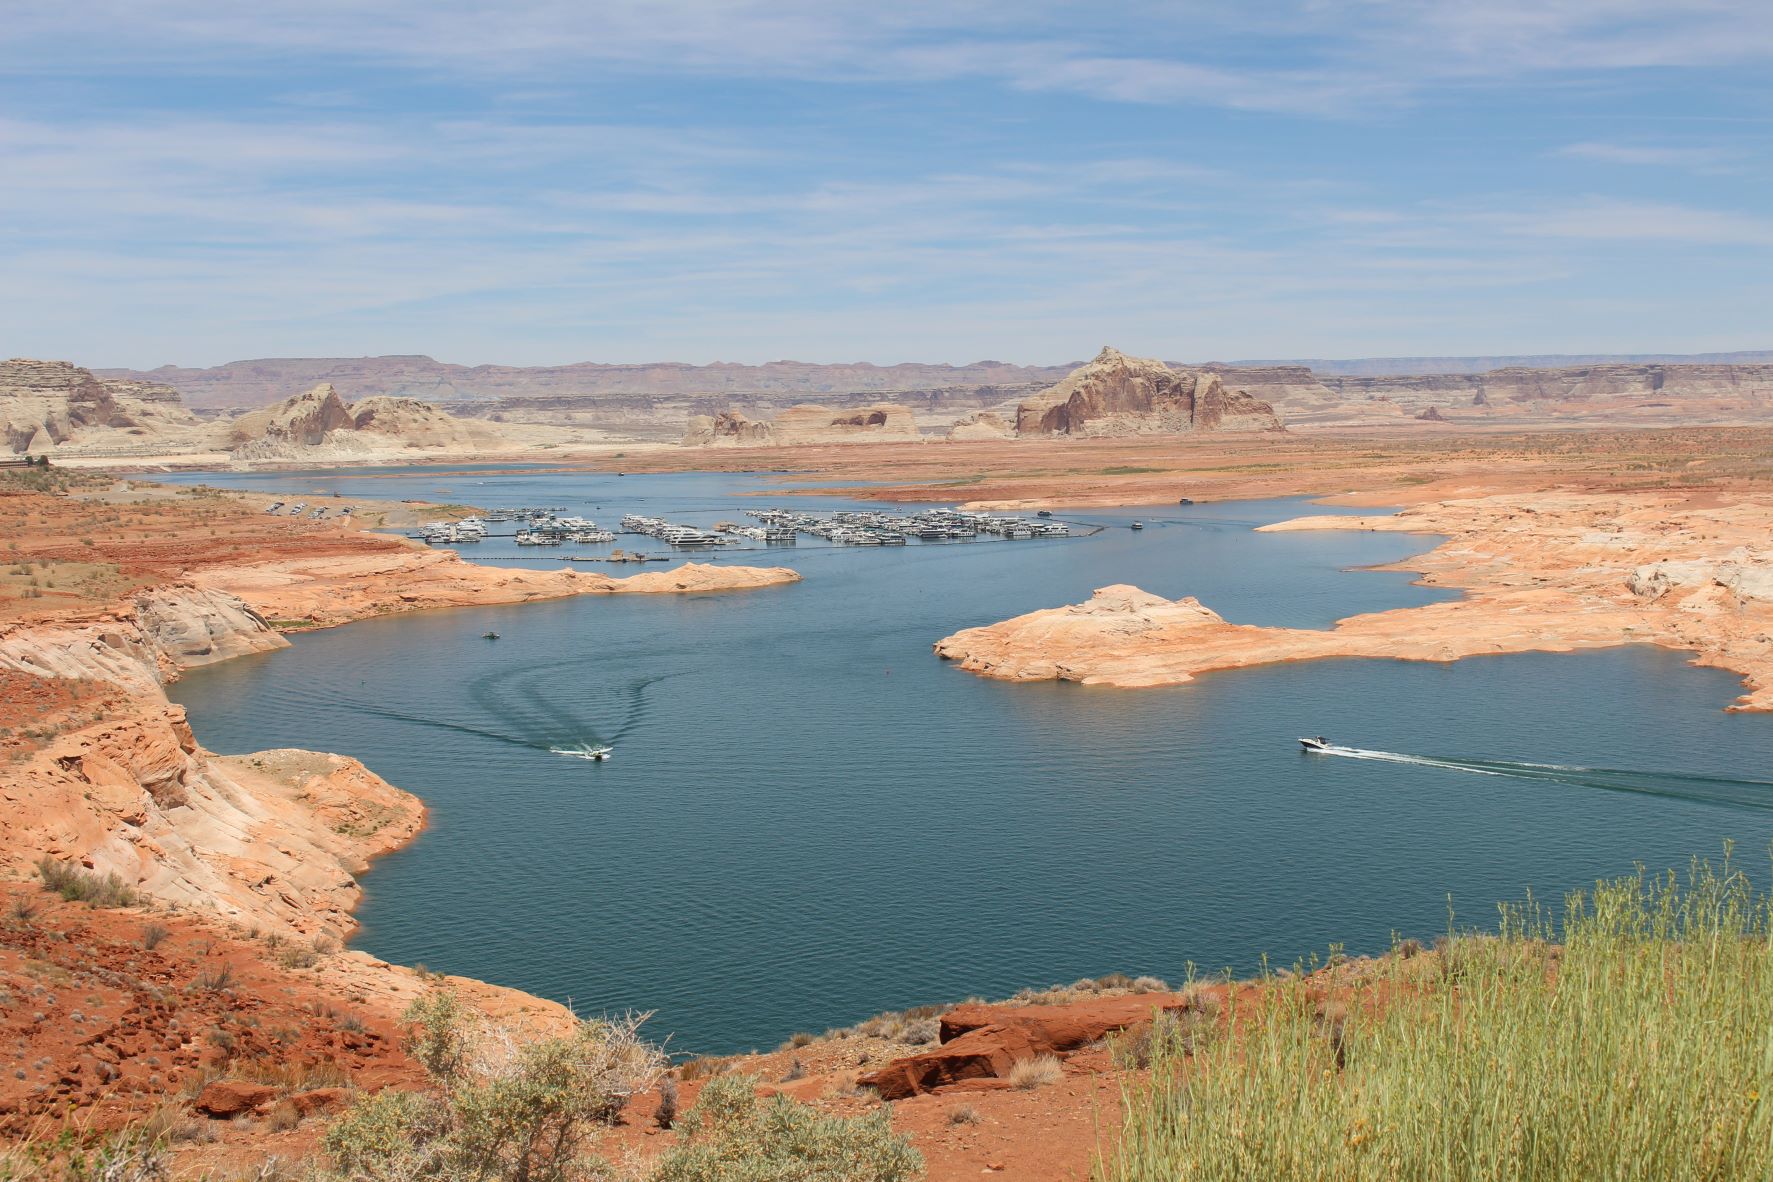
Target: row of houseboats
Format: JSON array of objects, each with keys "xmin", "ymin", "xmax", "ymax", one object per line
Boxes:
[{"xmin": 422, "ymin": 506, "xmax": 1074, "ymax": 550}]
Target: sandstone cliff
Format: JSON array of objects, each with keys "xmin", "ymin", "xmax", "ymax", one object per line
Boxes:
[
  {"xmin": 226, "ymin": 384, "xmax": 555, "ymax": 460},
  {"xmin": 0, "ymin": 359, "xmax": 204, "ymax": 456},
  {"xmin": 1016, "ymin": 347, "xmax": 1283, "ymax": 436}
]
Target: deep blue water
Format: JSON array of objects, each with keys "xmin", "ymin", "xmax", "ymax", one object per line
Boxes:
[{"xmin": 160, "ymin": 467, "xmax": 1773, "ymax": 1056}]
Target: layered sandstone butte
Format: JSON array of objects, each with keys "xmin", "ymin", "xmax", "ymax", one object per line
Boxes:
[
  {"xmin": 1016, "ymin": 347, "xmax": 1284, "ymax": 437},
  {"xmin": 0, "ymin": 358, "xmax": 203, "ymax": 455},
  {"xmin": 226, "ymin": 384, "xmax": 530, "ymax": 459},
  {"xmin": 682, "ymin": 401, "xmax": 921, "ymax": 446},
  {"xmin": 683, "ymin": 409, "xmax": 776, "ymax": 446}
]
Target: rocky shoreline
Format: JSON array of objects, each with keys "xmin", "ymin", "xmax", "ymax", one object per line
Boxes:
[
  {"xmin": 0, "ymin": 491, "xmax": 801, "ymax": 1042},
  {"xmin": 935, "ymin": 490, "xmax": 1773, "ymax": 712}
]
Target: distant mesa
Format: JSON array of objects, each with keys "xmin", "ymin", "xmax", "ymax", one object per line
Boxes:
[
  {"xmin": 684, "ymin": 402, "xmax": 920, "ymax": 447},
  {"xmin": 1014, "ymin": 346, "xmax": 1285, "ymax": 436}
]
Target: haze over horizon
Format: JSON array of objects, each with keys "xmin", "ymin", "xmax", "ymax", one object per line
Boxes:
[{"xmin": 7, "ymin": 1, "xmax": 1773, "ymax": 369}]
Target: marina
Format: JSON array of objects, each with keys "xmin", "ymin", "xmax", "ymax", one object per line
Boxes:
[{"xmin": 408, "ymin": 503, "xmax": 1087, "ymax": 556}]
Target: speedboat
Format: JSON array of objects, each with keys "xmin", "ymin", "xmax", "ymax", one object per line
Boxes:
[
  {"xmin": 1130, "ymin": 521, "xmax": 1144, "ymax": 530},
  {"xmin": 482, "ymin": 631, "xmax": 500, "ymax": 640},
  {"xmin": 554, "ymin": 743, "xmax": 612, "ymax": 762},
  {"xmin": 1298, "ymin": 736, "xmax": 1331, "ymax": 753}
]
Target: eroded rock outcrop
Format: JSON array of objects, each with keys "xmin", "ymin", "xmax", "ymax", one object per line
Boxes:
[
  {"xmin": 946, "ymin": 411, "xmax": 1016, "ymax": 440},
  {"xmin": 226, "ymin": 384, "xmax": 523, "ymax": 459},
  {"xmin": 682, "ymin": 402, "xmax": 921, "ymax": 446},
  {"xmin": 1016, "ymin": 347, "xmax": 1283, "ymax": 437},
  {"xmin": 0, "ymin": 359, "xmax": 202, "ymax": 455},
  {"xmin": 860, "ymin": 992, "xmax": 1190, "ymax": 1099},
  {"xmin": 683, "ymin": 410, "xmax": 776, "ymax": 446}
]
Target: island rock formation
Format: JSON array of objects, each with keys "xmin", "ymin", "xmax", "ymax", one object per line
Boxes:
[
  {"xmin": 1015, "ymin": 347, "xmax": 1284, "ymax": 436},
  {"xmin": 935, "ymin": 492, "xmax": 1773, "ymax": 711}
]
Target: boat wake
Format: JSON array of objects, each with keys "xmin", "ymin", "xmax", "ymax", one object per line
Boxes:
[{"xmin": 1310, "ymin": 745, "xmax": 1773, "ymax": 811}]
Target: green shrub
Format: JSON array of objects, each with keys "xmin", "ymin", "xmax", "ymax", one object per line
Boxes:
[
  {"xmin": 647, "ymin": 1073, "xmax": 922, "ymax": 1182},
  {"xmin": 320, "ymin": 989, "xmax": 666, "ymax": 1182},
  {"xmin": 36, "ymin": 858, "xmax": 136, "ymax": 907},
  {"xmin": 1103, "ymin": 856, "xmax": 1773, "ymax": 1182}
]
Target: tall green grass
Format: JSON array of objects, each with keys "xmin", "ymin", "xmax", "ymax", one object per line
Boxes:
[{"xmin": 1103, "ymin": 855, "xmax": 1773, "ymax": 1181}]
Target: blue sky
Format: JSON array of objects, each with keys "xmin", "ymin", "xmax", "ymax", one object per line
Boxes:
[{"xmin": 4, "ymin": 1, "xmax": 1772, "ymax": 367}]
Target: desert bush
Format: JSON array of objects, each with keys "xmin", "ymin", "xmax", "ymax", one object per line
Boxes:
[
  {"xmin": 1006, "ymin": 1054, "xmax": 1063, "ymax": 1090},
  {"xmin": 946, "ymin": 1105, "xmax": 980, "ymax": 1127},
  {"xmin": 1104, "ymin": 856, "xmax": 1773, "ymax": 1182},
  {"xmin": 646, "ymin": 1072, "xmax": 922, "ymax": 1182},
  {"xmin": 36, "ymin": 858, "xmax": 136, "ymax": 908},
  {"xmin": 139, "ymin": 924, "xmax": 168, "ymax": 951},
  {"xmin": 191, "ymin": 965, "xmax": 236, "ymax": 994},
  {"xmin": 0, "ymin": 1128, "xmax": 168, "ymax": 1182},
  {"xmin": 320, "ymin": 988, "xmax": 666, "ymax": 1182}
]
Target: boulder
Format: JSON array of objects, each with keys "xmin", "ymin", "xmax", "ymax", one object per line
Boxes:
[
  {"xmin": 860, "ymin": 992, "xmax": 1186, "ymax": 1100},
  {"xmin": 195, "ymin": 1080, "xmax": 279, "ymax": 1118}
]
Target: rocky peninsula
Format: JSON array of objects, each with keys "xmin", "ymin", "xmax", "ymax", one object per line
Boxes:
[{"xmin": 935, "ymin": 490, "xmax": 1773, "ymax": 711}]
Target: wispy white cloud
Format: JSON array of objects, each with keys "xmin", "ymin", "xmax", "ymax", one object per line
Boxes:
[
  {"xmin": 1556, "ymin": 141, "xmax": 1735, "ymax": 169},
  {"xmin": 1496, "ymin": 197, "xmax": 1773, "ymax": 246},
  {"xmin": 10, "ymin": 0, "xmax": 1773, "ymax": 115}
]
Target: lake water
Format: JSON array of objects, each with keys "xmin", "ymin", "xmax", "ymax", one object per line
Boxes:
[{"xmin": 161, "ymin": 466, "xmax": 1773, "ymax": 1055}]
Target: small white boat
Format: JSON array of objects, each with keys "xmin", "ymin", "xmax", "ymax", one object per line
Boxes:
[
  {"xmin": 1299, "ymin": 736, "xmax": 1331, "ymax": 753},
  {"xmin": 553, "ymin": 743, "xmax": 613, "ymax": 762}
]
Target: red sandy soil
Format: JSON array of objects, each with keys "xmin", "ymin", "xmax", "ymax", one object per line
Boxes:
[{"xmin": 0, "ymin": 885, "xmax": 421, "ymax": 1166}]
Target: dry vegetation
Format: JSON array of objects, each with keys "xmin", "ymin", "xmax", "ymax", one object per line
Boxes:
[{"xmin": 1104, "ymin": 855, "xmax": 1773, "ymax": 1182}]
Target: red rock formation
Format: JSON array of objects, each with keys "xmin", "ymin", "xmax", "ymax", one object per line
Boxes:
[{"xmin": 860, "ymin": 993, "xmax": 1188, "ymax": 1100}]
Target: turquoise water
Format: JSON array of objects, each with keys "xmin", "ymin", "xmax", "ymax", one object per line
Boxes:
[{"xmin": 162, "ymin": 467, "xmax": 1773, "ymax": 1056}]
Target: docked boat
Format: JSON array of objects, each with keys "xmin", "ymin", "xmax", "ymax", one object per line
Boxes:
[{"xmin": 1298, "ymin": 736, "xmax": 1331, "ymax": 752}]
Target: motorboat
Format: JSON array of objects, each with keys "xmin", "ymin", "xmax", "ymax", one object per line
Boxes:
[
  {"xmin": 1130, "ymin": 521, "xmax": 1144, "ymax": 530},
  {"xmin": 482, "ymin": 631, "xmax": 500, "ymax": 640},
  {"xmin": 555, "ymin": 743, "xmax": 613, "ymax": 762},
  {"xmin": 1298, "ymin": 736, "xmax": 1331, "ymax": 753}
]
